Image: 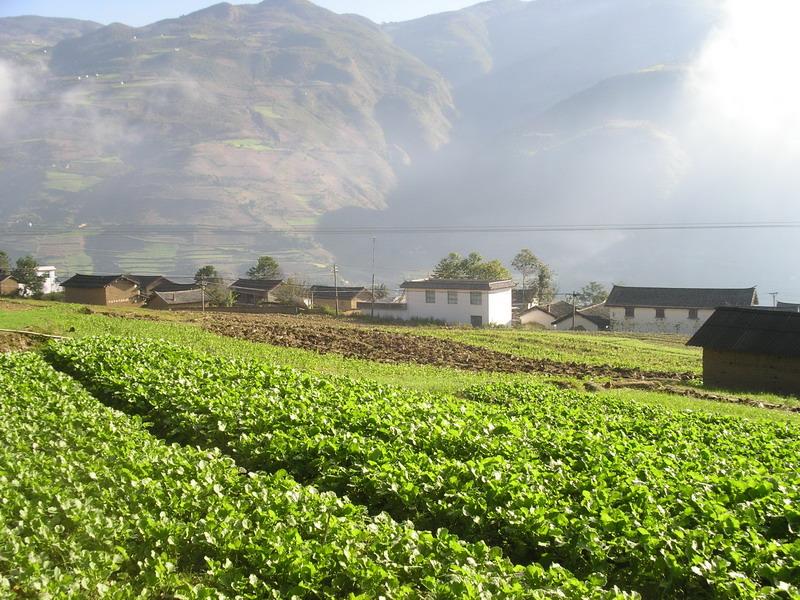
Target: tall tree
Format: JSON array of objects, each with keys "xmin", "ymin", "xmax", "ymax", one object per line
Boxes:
[
  {"xmin": 247, "ymin": 256, "xmax": 282, "ymax": 280},
  {"xmin": 194, "ymin": 265, "xmax": 220, "ymax": 284},
  {"xmin": 273, "ymin": 276, "xmax": 309, "ymax": 307},
  {"xmin": 12, "ymin": 255, "xmax": 44, "ymax": 298},
  {"xmin": 576, "ymin": 281, "xmax": 608, "ymax": 307},
  {"xmin": 512, "ymin": 249, "xmax": 555, "ymax": 303},
  {"xmin": 511, "ymin": 249, "xmax": 540, "ymax": 296},
  {"xmin": 0, "ymin": 251, "xmax": 9, "ymax": 273},
  {"xmin": 205, "ymin": 283, "xmax": 235, "ymax": 307},
  {"xmin": 536, "ymin": 263, "xmax": 556, "ymax": 304},
  {"xmin": 431, "ymin": 252, "xmax": 511, "ymax": 280}
]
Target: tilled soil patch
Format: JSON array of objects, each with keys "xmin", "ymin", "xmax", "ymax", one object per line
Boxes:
[
  {"xmin": 199, "ymin": 314, "xmax": 697, "ymax": 383},
  {"xmin": 0, "ymin": 332, "xmax": 42, "ymax": 352}
]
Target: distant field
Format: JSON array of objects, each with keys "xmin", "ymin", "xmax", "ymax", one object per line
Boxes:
[
  {"xmin": 44, "ymin": 170, "xmax": 101, "ymax": 192},
  {"xmin": 394, "ymin": 326, "xmax": 702, "ymax": 376}
]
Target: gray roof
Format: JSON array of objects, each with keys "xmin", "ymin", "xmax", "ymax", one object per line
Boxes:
[
  {"xmin": 62, "ymin": 274, "xmax": 137, "ymax": 289},
  {"xmin": 0, "ymin": 270, "xmax": 16, "ymax": 282},
  {"xmin": 401, "ymin": 279, "xmax": 515, "ymax": 291},
  {"xmin": 776, "ymin": 301, "xmax": 800, "ymax": 312},
  {"xmin": 149, "ymin": 289, "xmax": 204, "ymax": 305},
  {"xmin": 126, "ymin": 275, "xmax": 166, "ymax": 291},
  {"xmin": 552, "ymin": 312, "xmax": 610, "ymax": 329},
  {"xmin": 310, "ymin": 285, "xmax": 370, "ymax": 300},
  {"xmin": 230, "ymin": 279, "xmax": 283, "ymax": 292},
  {"xmin": 520, "ymin": 301, "xmax": 575, "ymax": 320},
  {"xmin": 606, "ymin": 285, "xmax": 757, "ymax": 309},
  {"xmin": 687, "ymin": 307, "xmax": 800, "ymax": 357}
]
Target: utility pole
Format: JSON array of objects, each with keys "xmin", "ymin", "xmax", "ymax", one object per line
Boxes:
[
  {"xmin": 333, "ymin": 263, "xmax": 340, "ymax": 317},
  {"xmin": 572, "ymin": 291, "xmax": 577, "ymax": 330},
  {"xmin": 200, "ymin": 278, "xmax": 206, "ymax": 313},
  {"xmin": 371, "ymin": 236, "xmax": 376, "ymax": 318},
  {"xmin": 769, "ymin": 291, "xmax": 778, "ymax": 307}
]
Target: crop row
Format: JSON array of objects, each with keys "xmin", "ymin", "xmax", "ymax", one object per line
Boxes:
[
  {"xmin": 44, "ymin": 337, "xmax": 800, "ymax": 598},
  {"xmin": 0, "ymin": 351, "xmax": 615, "ymax": 598}
]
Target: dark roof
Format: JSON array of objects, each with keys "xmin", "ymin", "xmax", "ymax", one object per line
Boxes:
[
  {"xmin": 62, "ymin": 274, "xmax": 137, "ymax": 289},
  {"xmin": 230, "ymin": 279, "xmax": 283, "ymax": 292},
  {"xmin": 153, "ymin": 280, "xmax": 200, "ymax": 293},
  {"xmin": 552, "ymin": 312, "xmax": 611, "ymax": 329},
  {"xmin": 401, "ymin": 279, "xmax": 515, "ymax": 291},
  {"xmin": 310, "ymin": 285, "xmax": 370, "ymax": 300},
  {"xmin": 0, "ymin": 270, "xmax": 16, "ymax": 282},
  {"xmin": 356, "ymin": 301, "xmax": 407, "ymax": 311},
  {"xmin": 148, "ymin": 289, "xmax": 204, "ymax": 306},
  {"xmin": 126, "ymin": 275, "xmax": 166, "ymax": 291},
  {"xmin": 776, "ymin": 301, "xmax": 800, "ymax": 312},
  {"xmin": 687, "ymin": 307, "xmax": 800, "ymax": 357},
  {"xmin": 606, "ymin": 285, "xmax": 757, "ymax": 309},
  {"xmin": 521, "ymin": 301, "xmax": 575, "ymax": 320}
]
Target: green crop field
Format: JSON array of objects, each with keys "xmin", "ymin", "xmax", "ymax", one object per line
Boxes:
[{"xmin": 0, "ymin": 335, "xmax": 796, "ymax": 597}]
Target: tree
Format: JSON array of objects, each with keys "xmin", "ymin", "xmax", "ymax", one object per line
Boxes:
[
  {"xmin": 511, "ymin": 249, "xmax": 556, "ymax": 303},
  {"xmin": 576, "ymin": 281, "xmax": 608, "ymax": 307},
  {"xmin": 194, "ymin": 265, "xmax": 220, "ymax": 284},
  {"xmin": 431, "ymin": 252, "xmax": 511, "ymax": 280},
  {"xmin": 205, "ymin": 283, "xmax": 234, "ymax": 307},
  {"xmin": 373, "ymin": 283, "xmax": 388, "ymax": 300},
  {"xmin": 12, "ymin": 255, "xmax": 44, "ymax": 298},
  {"xmin": 0, "ymin": 251, "xmax": 9, "ymax": 273},
  {"xmin": 273, "ymin": 276, "xmax": 309, "ymax": 307},
  {"xmin": 247, "ymin": 256, "xmax": 282, "ymax": 280}
]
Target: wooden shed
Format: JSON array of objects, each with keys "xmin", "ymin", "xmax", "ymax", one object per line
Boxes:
[
  {"xmin": 62, "ymin": 274, "xmax": 139, "ymax": 306},
  {"xmin": 0, "ymin": 271, "xmax": 19, "ymax": 296},
  {"xmin": 687, "ymin": 307, "xmax": 800, "ymax": 394}
]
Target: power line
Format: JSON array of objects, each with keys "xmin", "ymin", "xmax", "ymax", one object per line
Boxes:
[{"xmin": 5, "ymin": 220, "xmax": 800, "ymax": 237}]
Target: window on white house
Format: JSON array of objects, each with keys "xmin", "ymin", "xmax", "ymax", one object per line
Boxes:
[
  {"xmin": 470, "ymin": 291, "xmax": 482, "ymax": 305},
  {"xmin": 624, "ymin": 306, "xmax": 635, "ymax": 318},
  {"xmin": 655, "ymin": 308, "xmax": 666, "ymax": 319},
  {"xmin": 447, "ymin": 291, "xmax": 458, "ymax": 304},
  {"xmin": 688, "ymin": 308, "xmax": 699, "ymax": 320},
  {"xmin": 425, "ymin": 290, "xmax": 436, "ymax": 304}
]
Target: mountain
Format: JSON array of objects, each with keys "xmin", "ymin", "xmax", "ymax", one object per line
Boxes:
[
  {"xmin": 0, "ymin": 15, "xmax": 101, "ymax": 62},
  {"xmin": 0, "ymin": 0, "xmax": 453, "ymax": 275}
]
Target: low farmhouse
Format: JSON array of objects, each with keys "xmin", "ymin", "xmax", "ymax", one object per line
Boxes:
[
  {"xmin": 0, "ymin": 271, "xmax": 19, "ymax": 296},
  {"xmin": 310, "ymin": 285, "xmax": 372, "ymax": 312},
  {"xmin": 399, "ymin": 279, "xmax": 514, "ymax": 326},
  {"xmin": 229, "ymin": 279, "xmax": 283, "ymax": 306},
  {"xmin": 519, "ymin": 301, "xmax": 574, "ymax": 327},
  {"xmin": 62, "ymin": 274, "xmax": 140, "ymax": 306},
  {"xmin": 687, "ymin": 307, "xmax": 800, "ymax": 394},
  {"xmin": 606, "ymin": 285, "xmax": 758, "ymax": 334},
  {"xmin": 127, "ymin": 275, "xmax": 167, "ymax": 297},
  {"xmin": 146, "ymin": 289, "xmax": 205, "ymax": 310},
  {"xmin": 553, "ymin": 304, "xmax": 611, "ymax": 331}
]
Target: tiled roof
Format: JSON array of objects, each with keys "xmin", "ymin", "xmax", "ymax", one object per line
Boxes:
[
  {"xmin": 606, "ymin": 285, "xmax": 757, "ymax": 309},
  {"xmin": 401, "ymin": 279, "xmax": 515, "ymax": 291},
  {"xmin": 126, "ymin": 275, "xmax": 166, "ymax": 291},
  {"xmin": 149, "ymin": 289, "xmax": 205, "ymax": 305},
  {"xmin": 230, "ymin": 279, "xmax": 283, "ymax": 292},
  {"xmin": 521, "ymin": 301, "xmax": 574, "ymax": 320},
  {"xmin": 62, "ymin": 274, "xmax": 136, "ymax": 289},
  {"xmin": 310, "ymin": 285, "xmax": 370, "ymax": 300},
  {"xmin": 687, "ymin": 307, "xmax": 800, "ymax": 357}
]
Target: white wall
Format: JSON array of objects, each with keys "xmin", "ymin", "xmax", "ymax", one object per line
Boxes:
[
  {"xmin": 406, "ymin": 288, "xmax": 511, "ymax": 325},
  {"xmin": 36, "ymin": 266, "xmax": 62, "ymax": 295},
  {"xmin": 520, "ymin": 309, "xmax": 556, "ymax": 327},
  {"xmin": 609, "ymin": 306, "xmax": 715, "ymax": 334}
]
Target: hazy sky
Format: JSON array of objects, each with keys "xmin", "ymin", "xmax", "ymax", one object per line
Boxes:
[{"xmin": 0, "ymin": 0, "xmax": 481, "ymax": 25}]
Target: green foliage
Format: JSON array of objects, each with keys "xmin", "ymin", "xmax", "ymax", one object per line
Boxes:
[
  {"xmin": 45, "ymin": 336, "xmax": 800, "ymax": 598},
  {"xmin": 194, "ymin": 264, "xmax": 219, "ymax": 284},
  {"xmin": 576, "ymin": 282, "xmax": 609, "ymax": 307},
  {"xmin": 247, "ymin": 255, "xmax": 282, "ymax": 280},
  {"xmin": 205, "ymin": 283, "xmax": 234, "ymax": 307},
  {"xmin": 11, "ymin": 255, "xmax": 44, "ymax": 297},
  {"xmin": 373, "ymin": 283, "xmax": 389, "ymax": 300},
  {"xmin": 1, "ymin": 351, "xmax": 613, "ymax": 599},
  {"xmin": 432, "ymin": 252, "xmax": 512, "ymax": 280},
  {"xmin": 512, "ymin": 249, "xmax": 556, "ymax": 303},
  {"xmin": 273, "ymin": 277, "xmax": 308, "ymax": 307},
  {"xmin": 0, "ymin": 250, "xmax": 9, "ymax": 272}
]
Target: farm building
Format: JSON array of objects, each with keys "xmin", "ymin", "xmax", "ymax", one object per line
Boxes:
[
  {"xmin": 553, "ymin": 304, "xmax": 611, "ymax": 331},
  {"xmin": 229, "ymin": 279, "xmax": 283, "ymax": 306},
  {"xmin": 146, "ymin": 289, "xmax": 205, "ymax": 310},
  {"xmin": 519, "ymin": 301, "xmax": 574, "ymax": 327},
  {"xmin": 127, "ymin": 275, "xmax": 168, "ymax": 297},
  {"xmin": 776, "ymin": 301, "xmax": 800, "ymax": 312},
  {"xmin": 310, "ymin": 285, "xmax": 372, "ymax": 312},
  {"xmin": 687, "ymin": 307, "xmax": 800, "ymax": 394},
  {"xmin": 606, "ymin": 285, "xmax": 758, "ymax": 334},
  {"xmin": 36, "ymin": 266, "xmax": 62, "ymax": 295},
  {"xmin": 62, "ymin": 274, "xmax": 140, "ymax": 306},
  {"xmin": 399, "ymin": 279, "xmax": 514, "ymax": 326},
  {"xmin": 0, "ymin": 272, "xmax": 19, "ymax": 296}
]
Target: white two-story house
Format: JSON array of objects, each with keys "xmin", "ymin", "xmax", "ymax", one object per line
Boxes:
[
  {"xmin": 398, "ymin": 279, "xmax": 514, "ymax": 326},
  {"xmin": 606, "ymin": 285, "xmax": 758, "ymax": 335}
]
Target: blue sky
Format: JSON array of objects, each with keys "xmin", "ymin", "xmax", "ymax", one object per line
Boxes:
[{"xmin": 0, "ymin": 0, "xmax": 480, "ymax": 25}]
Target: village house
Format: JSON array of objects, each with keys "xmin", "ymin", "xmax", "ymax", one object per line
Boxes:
[
  {"xmin": 552, "ymin": 303, "xmax": 611, "ymax": 331},
  {"xmin": 518, "ymin": 300, "xmax": 574, "ymax": 327},
  {"xmin": 776, "ymin": 301, "xmax": 800, "ymax": 312},
  {"xmin": 0, "ymin": 271, "xmax": 19, "ymax": 296},
  {"xmin": 606, "ymin": 285, "xmax": 758, "ymax": 334},
  {"xmin": 145, "ymin": 289, "xmax": 206, "ymax": 310},
  {"xmin": 61, "ymin": 274, "xmax": 140, "ymax": 306},
  {"xmin": 687, "ymin": 307, "xmax": 800, "ymax": 394},
  {"xmin": 310, "ymin": 285, "xmax": 372, "ymax": 312},
  {"xmin": 36, "ymin": 266, "xmax": 62, "ymax": 295},
  {"xmin": 229, "ymin": 279, "xmax": 284, "ymax": 306},
  {"xmin": 399, "ymin": 279, "xmax": 514, "ymax": 326}
]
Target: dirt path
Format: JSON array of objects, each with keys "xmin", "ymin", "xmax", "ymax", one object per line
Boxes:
[{"xmin": 197, "ymin": 313, "xmax": 697, "ymax": 383}]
